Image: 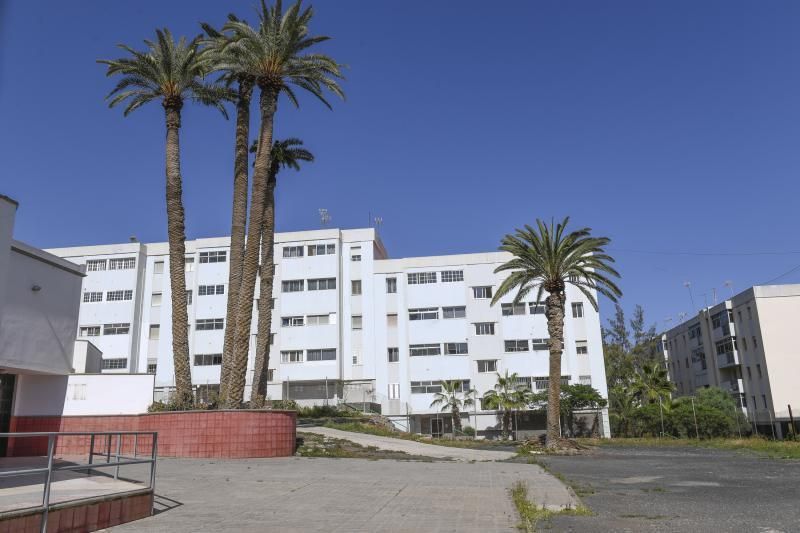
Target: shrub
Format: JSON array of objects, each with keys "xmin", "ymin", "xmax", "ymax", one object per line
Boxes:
[
  {"xmin": 268, "ymin": 399, "xmax": 299, "ymax": 411},
  {"xmin": 461, "ymin": 426, "xmax": 476, "ymax": 436}
]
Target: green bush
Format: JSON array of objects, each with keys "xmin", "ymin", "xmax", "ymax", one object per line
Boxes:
[
  {"xmin": 461, "ymin": 426, "xmax": 476, "ymax": 436},
  {"xmin": 268, "ymin": 399, "xmax": 299, "ymax": 411}
]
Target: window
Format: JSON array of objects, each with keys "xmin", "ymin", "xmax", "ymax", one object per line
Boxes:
[
  {"xmin": 534, "ymin": 376, "xmax": 550, "ymax": 390},
  {"xmin": 196, "ymin": 318, "xmax": 224, "ymax": 331},
  {"xmin": 199, "ymin": 284, "xmax": 225, "ymax": 296},
  {"xmin": 407, "ymin": 272, "xmax": 436, "ymax": 285},
  {"xmin": 281, "ymin": 316, "xmax": 304, "ymax": 327},
  {"xmin": 571, "ymin": 302, "xmax": 584, "ymax": 318},
  {"xmin": 747, "ymin": 306, "xmax": 752, "ymax": 320},
  {"xmin": 307, "ymin": 243, "xmax": 336, "ymax": 256},
  {"xmin": 575, "ymin": 340, "xmax": 588, "ymax": 355},
  {"xmin": 474, "ymin": 322, "xmax": 495, "ymax": 335},
  {"xmin": 442, "ymin": 306, "xmax": 466, "ymax": 319},
  {"xmin": 579, "ymin": 375, "xmax": 592, "ymax": 386},
  {"xmin": 109, "ymin": 257, "xmax": 136, "ymax": 270},
  {"xmin": 149, "ymin": 325, "xmax": 160, "ymax": 340},
  {"xmin": 741, "ymin": 337, "xmax": 748, "ymax": 351},
  {"xmin": 307, "ymin": 349, "xmax": 336, "ymax": 361},
  {"xmin": 107, "ymin": 290, "xmax": 134, "ymax": 302},
  {"xmin": 410, "ymin": 380, "xmax": 470, "ymax": 394},
  {"xmin": 308, "ymin": 278, "xmax": 336, "ymax": 290},
  {"xmin": 738, "ymin": 310, "xmax": 742, "ymax": 322},
  {"xmin": 151, "ymin": 293, "xmax": 162, "ymax": 306},
  {"xmin": 727, "ymin": 309, "xmax": 734, "ymax": 323},
  {"xmin": 352, "ymin": 351, "xmax": 361, "ymax": 365},
  {"xmin": 409, "ymin": 344, "xmax": 440, "ymax": 356},
  {"xmin": 351, "ymin": 254, "xmax": 361, "ymax": 262},
  {"xmin": 267, "ymin": 369, "xmax": 275, "ymax": 381},
  {"xmin": 281, "ymin": 350, "xmax": 303, "ymax": 363},
  {"xmin": 86, "ymin": 259, "xmax": 107, "ymax": 271},
  {"xmin": 504, "ymin": 340, "xmax": 529, "ymax": 353},
  {"xmin": 477, "ymin": 360, "xmax": 497, "ymax": 373},
  {"xmin": 752, "ymin": 336, "xmax": 758, "ymax": 349},
  {"xmin": 147, "ymin": 363, "xmax": 157, "ymax": 374},
  {"xmin": 440, "ymin": 270, "xmax": 464, "ymax": 283},
  {"xmin": 199, "ymin": 251, "xmax": 227, "ymax": 263},
  {"xmin": 351, "ymin": 280, "xmax": 362, "ymax": 295},
  {"xmin": 444, "ymin": 342, "xmax": 468, "ymax": 355},
  {"xmin": 387, "ymin": 314, "xmax": 398, "ymax": 327},
  {"xmin": 83, "ymin": 292, "xmax": 103, "ymax": 303},
  {"xmin": 386, "ymin": 277, "xmax": 397, "ymax": 293},
  {"xmin": 154, "ymin": 261, "xmax": 164, "ymax": 274},
  {"xmin": 757, "ymin": 364, "xmax": 762, "ymax": 378},
  {"xmin": 387, "ymin": 347, "xmax": 399, "ymax": 362},
  {"xmin": 532, "ymin": 338, "xmax": 549, "ymax": 350},
  {"xmin": 388, "ymin": 383, "xmax": 400, "ymax": 400},
  {"xmin": 185, "ymin": 257, "xmax": 195, "ymax": 272},
  {"xmin": 715, "ymin": 339, "xmax": 734, "ymax": 356},
  {"xmin": 192, "ymin": 353, "xmax": 222, "ymax": 366},
  {"xmin": 472, "ymin": 286, "xmax": 492, "ymax": 299},
  {"xmin": 529, "ymin": 303, "xmax": 545, "ymax": 315},
  {"xmin": 747, "ymin": 366, "xmax": 752, "ymax": 379},
  {"xmin": 711, "ymin": 312, "xmax": 723, "ymax": 329},
  {"xmin": 352, "ymin": 315, "xmax": 363, "ymax": 330},
  {"xmin": 103, "ymin": 323, "xmax": 130, "ymax": 335},
  {"xmin": 79, "ymin": 326, "xmax": 101, "ymax": 337},
  {"xmin": 409, "ymin": 307, "xmax": 438, "ymax": 321},
  {"xmin": 102, "ymin": 358, "xmax": 127, "ymax": 370},
  {"xmin": 762, "ymin": 394, "xmax": 768, "ymax": 409},
  {"xmin": 283, "ymin": 246, "xmax": 304, "ymax": 258},
  {"xmin": 282, "ymin": 279, "xmax": 304, "ymax": 293},
  {"xmin": 186, "ymin": 290, "xmax": 193, "ymax": 305},
  {"xmin": 306, "ymin": 314, "xmax": 330, "ymax": 326},
  {"xmin": 501, "ymin": 303, "xmax": 526, "ymax": 316}
]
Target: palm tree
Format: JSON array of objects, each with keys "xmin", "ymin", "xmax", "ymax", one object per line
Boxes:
[
  {"xmin": 99, "ymin": 29, "xmax": 231, "ymax": 407},
  {"xmin": 250, "ymin": 138, "xmax": 313, "ymax": 407},
  {"xmin": 492, "ymin": 218, "xmax": 622, "ymax": 447},
  {"xmin": 429, "ymin": 380, "xmax": 475, "ymax": 434},
  {"xmin": 218, "ymin": 0, "xmax": 344, "ymax": 407},
  {"xmin": 482, "ymin": 371, "xmax": 528, "ymax": 439},
  {"xmin": 200, "ymin": 18, "xmax": 256, "ymax": 402},
  {"xmin": 631, "ymin": 361, "xmax": 673, "ymax": 405}
]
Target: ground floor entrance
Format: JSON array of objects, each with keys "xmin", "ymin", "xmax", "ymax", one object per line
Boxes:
[{"xmin": 0, "ymin": 374, "xmax": 15, "ymax": 456}]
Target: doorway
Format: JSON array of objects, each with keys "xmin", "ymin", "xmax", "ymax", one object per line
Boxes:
[
  {"xmin": 431, "ymin": 418, "xmax": 443, "ymax": 438},
  {"xmin": 0, "ymin": 374, "xmax": 16, "ymax": 456}
]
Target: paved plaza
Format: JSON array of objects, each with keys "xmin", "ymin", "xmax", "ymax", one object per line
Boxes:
[{"xmin": 110, "ymin": 456, "xmax": 575, "ymax": 532}]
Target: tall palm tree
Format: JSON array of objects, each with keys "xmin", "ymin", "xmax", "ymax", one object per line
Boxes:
[
  {"xmin": 99, "ymin": 29, "xmax": 230, "ymax": 407},
  {"xmin": 631, "ymin": 361, "xmax": 673, "ymax": 405},
  {"xmin": 482, "ymin": 371, "xmax": 528, "ymax": 439},
  {"xmin": 218, "ymin": 0, "xmax": 344, "ymax": 407},
  {"xmin": 492, "ymin": 218, "xmax": 622, "ymax": 447},
  {"xmin": 250, "ymin": 138, "xmax": 313, "ymax": 407},
  {"xmin": 429, "ymin": 380, "xmax": 475, "ymax": 434},
  {"xmin": 200, "ymin": 18, "xmax": 256, "ymax": 402}
]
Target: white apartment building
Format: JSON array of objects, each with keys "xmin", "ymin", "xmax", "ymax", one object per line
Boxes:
[
  {"xmin": 660, "ymin": 284, "xmax": 800, "ymax": 439},
  {"xmin": 48, "ymin": 228, "xmax": 610, "ymax": 437}
]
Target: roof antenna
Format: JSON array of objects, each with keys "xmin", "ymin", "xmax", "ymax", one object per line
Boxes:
[
  {"xmin": 318, "ymin": 208, "xmax": 331, "ymax": 227},
  {"xmin": 724, "ymin": 280, "xmax": 734, "ymax": 298},
  {"xmin": 373, "ymin": 216, "xmax": 383, "ymax": 234}
]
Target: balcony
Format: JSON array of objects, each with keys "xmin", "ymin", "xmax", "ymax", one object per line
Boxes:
[
  {"xmin": 717, "ymin": 351, "xmax": 739, "ymax": 369},
  {"xmin": 721, "ymin": 378, "xmax": 744, "ymax": 393}
]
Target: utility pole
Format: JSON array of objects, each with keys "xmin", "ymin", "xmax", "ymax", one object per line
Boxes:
[
  {"xmin": 691, "ymin": 397, "xmax": 699, "ymax": 439},
  {"xmin": 789, "ymin": 405, "xmax": 796, "ymax": 437}
]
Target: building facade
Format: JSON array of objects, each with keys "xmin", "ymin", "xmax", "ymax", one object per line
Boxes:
[
  {"xmin": 660, "ymin": 284, "xmax": 800, "ymax": 438},
  {"xmin": 48, "ymin": 228, "xmax": 610, "ymax": 437}
]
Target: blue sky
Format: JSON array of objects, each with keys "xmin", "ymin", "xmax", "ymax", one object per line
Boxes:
[{"xmin": 2, "ymin": 1, "xmax": 799, "ymax": 332}]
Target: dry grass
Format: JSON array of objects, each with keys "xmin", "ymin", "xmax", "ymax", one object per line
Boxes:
[{"xmin": 581, "ymin": 436, "xmax": 800, "ymax": 459}]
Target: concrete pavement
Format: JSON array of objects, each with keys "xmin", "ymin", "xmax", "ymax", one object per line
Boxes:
[
  {"xmin": 301, "ymin": 426, "xmax": 517, "ymax": 462},
  {"xmin": 110, "ymin": 456, "xmax": 577, "ymax": 532}
]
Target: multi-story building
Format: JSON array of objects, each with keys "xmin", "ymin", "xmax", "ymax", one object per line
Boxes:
[
  {"xmin": 48, "ymin": 228, "xmax": 610, "ymax": 437},
  {"xmin": 660, "ymin": 284, "xmax": 800, "ymax": 438}
]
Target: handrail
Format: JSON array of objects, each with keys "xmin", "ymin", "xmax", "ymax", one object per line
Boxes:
[{"xmin": 0, "ymin": 430, "xmax": 158, "ymax": 533}]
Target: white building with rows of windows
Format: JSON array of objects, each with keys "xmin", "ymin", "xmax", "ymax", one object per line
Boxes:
[{"xmin": 47, "ymin": 228, "xmax": 610, "ymax": 437}]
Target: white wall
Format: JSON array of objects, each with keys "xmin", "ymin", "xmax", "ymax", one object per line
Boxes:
[
  {"xmin": 0, "ymin": 241, "xmax": 84, "ymax": 375},
  {"xmin": 13, "ymin": 373, "xmax": 154, "ymax": 416}
]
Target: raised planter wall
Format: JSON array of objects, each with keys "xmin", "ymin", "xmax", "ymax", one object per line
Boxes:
[{"xmin": 7, "ymin": 410, "xmax": 296, "ymax": 458}]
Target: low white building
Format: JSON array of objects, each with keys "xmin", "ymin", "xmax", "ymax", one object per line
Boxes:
[
  {"xmin": 48, "ymin": 228, "xmax": 610, "ymax": 437},
  {"xmin": 660, "ymin": 284, "xmax": 800, "ymax": 438}
]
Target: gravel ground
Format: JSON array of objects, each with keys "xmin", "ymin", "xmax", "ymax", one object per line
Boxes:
[{"xmin": 540, "ymin": 444, "xmax": 800, "ymax": 532}]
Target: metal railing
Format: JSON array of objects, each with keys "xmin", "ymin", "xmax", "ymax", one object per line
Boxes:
[{"xmin": 0, "ymin": 431, "xmax": 158, "ymax": 533}]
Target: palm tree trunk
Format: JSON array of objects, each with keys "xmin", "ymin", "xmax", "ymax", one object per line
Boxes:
[
  {"xmin": 219, "ymin": 78, "xmax": 254, "ymax": 403},
  {"xmin": 226, "ymin": 87, "xmax": 278, "ymax": 408},
  {"xmin": 545, "ymin": 291, "xmax": 566, "ymax": 447},
  {"xmin": 250, "ymin": 176, "xmax": 276, "ymax": 408},
  {"xmin": 452, "ymin": 407, "xmax": 462, "ymax": 433},
  {"xmin": 164, "ymin": 104, "xmax": 193, "ymax": 407},
  {"xmin": 503, "ymin": 409, "xmax": 511, "ymax": 439}
]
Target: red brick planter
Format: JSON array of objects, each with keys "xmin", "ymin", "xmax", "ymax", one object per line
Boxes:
[{"xmin": 7, "ymin": 410, "xmax": 296, "ymax": 458}]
